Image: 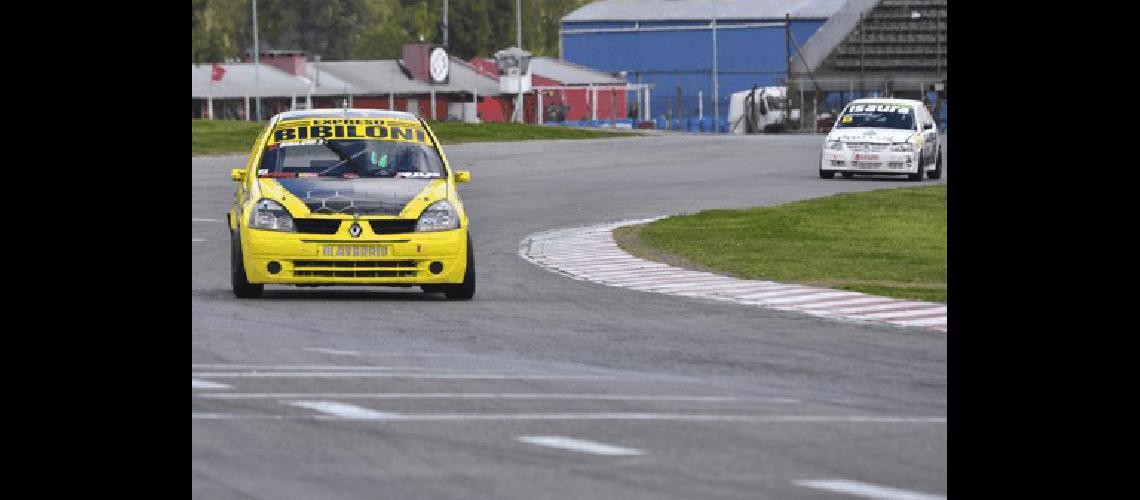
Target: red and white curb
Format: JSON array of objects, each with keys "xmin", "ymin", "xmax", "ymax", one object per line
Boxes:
[{"xmin": 520, "ymin": 218, "xmax": 946, "ymax": 332}]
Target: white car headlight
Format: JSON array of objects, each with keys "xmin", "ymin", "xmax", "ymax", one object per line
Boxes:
[
  {"xmin": 248, "ymin": 198, "xmax": 295, "ymax": 232},
  {"xmin": 890, "ymin": 142, "xmax": 915, "ymax": 152},
  {"xmin": 416, "ymin": 200, "xmax": 459, "ymax": 232},
  {"xmin": 825, "ymin": 140, "xmax": 843, "ymax": 150}
]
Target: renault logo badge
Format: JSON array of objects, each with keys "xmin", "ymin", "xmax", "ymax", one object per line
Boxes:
[{"xmin": 348, "ymin": 222, "xmax": 362, "ymax": 238}]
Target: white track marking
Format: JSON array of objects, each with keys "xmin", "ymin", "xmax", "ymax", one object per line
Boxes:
[
  {"xmin": 631, "ymin": 279, "xmax": 740, "ymax": 291},
  {"xmin": 794, "ymin": 479, "xmax": 946, "ymax": 500},
  {"xmin": 194, "ymin": 412, "xmax": 946, "ymax": 423},
  {"xmin": 198, "ymin": 393, "xmax": 794, "ymax": 402},
  {"xmin": 302, "ymin": 348, "xmax": 362, "ymax": 356},
  {"xmin": 192, "ymin": 379, "xmax": 231, "ymax": 390},
  {"xmin": 192, "ymin": 218, "xmax": 222, "ymax": 222},
  {"xmin": 756, "ymin": 291, "xmax": 862, "ymax": 305},
  {"xmin": 290, "ymin": 401, "xmax": 400, "ymax": 420},
  {"xmin": 792, "ymin": 297, "xmax": 899, "ymax": 310},
  {"xmin": 855, "ymin": 308, "xmax": 947, "ymax": 320},
  {"xmin": 193, "ymin": 364, "xmax": 429, "ymax": 370},
  {"xmin": 519, "ymin": 436, "xmax": 643, "ymax": 456},
  {"xmin": 518, "ymin": 218, "xmax": 947, "ymax": 332},
  {"xmin": 192, "ymin": 237, "xmax": 206, "ymax": 242},
  {"xmin": 892, "ymin": 316, "xmax": 949, "ymax": 327},
  {"xmin": 738, "ymin": 289, "xmax": 830, "ymax": 301},
  {"xmin": 192, "ymin": 372, "xmax": 617, "ymax": 379}
]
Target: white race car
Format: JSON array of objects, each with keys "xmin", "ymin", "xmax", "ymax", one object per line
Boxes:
[{"xmin": 819, "ymin": 98, "xmax": 942, "ymax": 181}]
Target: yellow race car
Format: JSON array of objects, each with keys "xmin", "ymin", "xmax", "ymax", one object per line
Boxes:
[{"xmin": 228, "ymin": 109, "xmax": 474, "ymax": 299}]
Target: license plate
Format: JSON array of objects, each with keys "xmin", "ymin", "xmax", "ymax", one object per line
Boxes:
[
  {"xmin": 321, "ymin": 245, "xmax": 389, "ymax": 257},
  {"xmin": 854, "ymin": 154, "xmax": 880, "ymax": 161}
]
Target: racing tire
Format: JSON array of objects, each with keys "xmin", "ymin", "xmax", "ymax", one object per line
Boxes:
[
  {"xmin": 908, "ymin": 155, "xmax": 924, "ymax": 182},
  {"xmin": 928, "ymin": 149, "xmax": 943, "ymax": 180},
  {"xmin": 818, "ymin": 156, "xmax": 834, "ymax": 179},
  {"xmin": 231, "ymin": 231, "xmax": 263, "ymax": 299},
  {"xmin": 443, "ymin": 234, "xmax": 476, "ymax": 300}
]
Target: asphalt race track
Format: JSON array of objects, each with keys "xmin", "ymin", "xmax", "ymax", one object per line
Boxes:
[{"xmin": 192, "ymin": 133, "xmax": 948, "ymax": 500}]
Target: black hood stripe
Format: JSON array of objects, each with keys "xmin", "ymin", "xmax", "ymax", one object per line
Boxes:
[{"xmin": 275, "ymin": 178, "xmax": 432, "ymax": 216}]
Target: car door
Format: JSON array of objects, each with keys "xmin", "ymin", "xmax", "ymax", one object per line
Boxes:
[{"xmin": 919, "ymin": 107, "xmax": 937, "ymax": 162}]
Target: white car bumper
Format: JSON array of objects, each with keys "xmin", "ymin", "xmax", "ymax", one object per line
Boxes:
[{"xmin": 822, "ymin": 149, "xmax": 920, "ymax": 174}]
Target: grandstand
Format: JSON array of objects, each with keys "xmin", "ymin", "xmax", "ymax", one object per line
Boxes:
[{"xmin": 790, "ymin": 0, "xmax": 946, "ymax": 121}]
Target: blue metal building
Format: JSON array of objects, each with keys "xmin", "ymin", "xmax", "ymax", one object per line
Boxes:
[{"xmin": 561, "ymin": 0, "xmax": 847, "ymax": 131}]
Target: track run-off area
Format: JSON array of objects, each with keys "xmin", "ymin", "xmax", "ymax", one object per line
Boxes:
[
  {"xmin": 193, "ymin": 133, "xmax": 947, "ymax": 499},
  {"xmin": 521, "ymin": 218, "xmax": 947, "ymax": 332}
]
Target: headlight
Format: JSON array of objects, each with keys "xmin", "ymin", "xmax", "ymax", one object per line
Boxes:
[
  {"xmin": 890, "ymin": 142, "xmax": 915, "ymax": 152},
  {"xmin": 248, "ymin": 198, "xmax": 295, "ymax": 231},
  {"xmin": 416, "ymin": 200, "xmax": 459, "ymax": 232},
  {"xmin": 825, "ymin": 140, "xmax": 843, "ymax": 150}
]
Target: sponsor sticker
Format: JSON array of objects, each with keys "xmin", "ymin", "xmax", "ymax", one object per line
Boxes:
[
  {"xmin": 846, "ymin": 104, "xmax": 911, "ymax": 114},
  {"xmin": 279, "ymin": 139, "xmax": 326, "ymax": 147},
  {"xmin": 268, "ymin": 119, "xmax": 432, "ymax": 146}
]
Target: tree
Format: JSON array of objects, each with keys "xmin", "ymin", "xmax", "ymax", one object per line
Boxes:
[{"xmin": 192, "ymin": 0, "xmax": 601, "ymax": 63}]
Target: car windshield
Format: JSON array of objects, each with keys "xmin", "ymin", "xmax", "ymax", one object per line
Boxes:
[
  {"xmin": 257, "ymin": 119, "xmax": 445, "ymax": 179},
  {"xmin": 836, "ymin": 104, "xmax": 915, "ymax": 130},
  {"xmin": 766, "ymin": 96, "xmax": 785, "ymax": 110}
]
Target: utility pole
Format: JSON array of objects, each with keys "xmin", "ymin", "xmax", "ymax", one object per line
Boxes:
[
  {"xmin": 859, "ymin": 11, "xmax": 865, "ymax": 97},
  {"xmin": 711, "ymin": 0, "xmax": 719, "ymax": 133},
  {"xmin": 442, "ymin": 0, "xmax": 449, "ymax": 48},
  {"xmin": 785, "ymin": 13, "xmax": 791, "ymax": 129},
  {"xmin": 252, "ymin": 0, "xmax": 260, "ymax": 121},
  {"xmin": 515, "ymin": 0, "xmax": 523, "ymax": 123}
]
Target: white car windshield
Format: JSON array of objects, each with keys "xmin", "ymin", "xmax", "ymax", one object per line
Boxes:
[{"xmin": 836, "ymin": 104, "xmax": 914, "ymax": 130}]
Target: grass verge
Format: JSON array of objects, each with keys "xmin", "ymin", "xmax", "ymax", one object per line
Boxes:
[
  {"xmin": 192, "ymin": 119, "xmax": 266, "ymax": 156},
  {"xmin": 192, "ymin": 119, "xmax": 632, "ymax": 156},
  {"xmin": 426, "ymin": 121, "xmax": 633, "ymax": 144},
  {"xmin": 613, "ymin": 185, "xmax": 947, "ymax": 303}
]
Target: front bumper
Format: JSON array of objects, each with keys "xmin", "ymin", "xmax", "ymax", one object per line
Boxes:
[
  {"xmin": 822, "ymin": 149, "xmax": 919, "ymax": 174},
  {"xmin": 239, "ymin": 224, "xmax": 468, "ymax": 285}
]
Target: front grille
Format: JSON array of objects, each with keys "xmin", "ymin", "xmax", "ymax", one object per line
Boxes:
[
  {"xmin": 369, "ymin": 219, "xmax": 418, "ymax": 234},
  {"xmin": 888, "ymin": 162, "xmax": 907, "ymax": 169},
  {"xmin": 294, "ymin": 270, "xmax": 417, "ymax": 278},
  {"xmin": 294, "ymin": 260, "xmax": 417, "ymax": 268},
  {"xmin": 293, "ymin": 219, "xmax": 342, "ymax": 234},
  {"xmin": 294, "ymin": 260, "xmax": 419, "ymax": 280},
  {"xmin": 845, "ymin": 142, "xmax": 889, "ymax": 152},
  {"xmin": 831, "ymin": 160, "xmax": 846, "ymax": 166},
  {"xmin": 291, "ymin": 260, "xmax": 419, "ymax": 278},
  {"xmin": 854, "ymin": 161, "xmax": 882, "ymax": 168}
]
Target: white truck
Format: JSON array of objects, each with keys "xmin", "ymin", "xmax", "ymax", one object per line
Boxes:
[{"xmin": 727, "ymin": 86, "xmax": 800, "ymax": 134}]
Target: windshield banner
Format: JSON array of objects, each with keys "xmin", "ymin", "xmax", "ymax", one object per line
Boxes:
[{"xmin": 268, "ymin": 119, "xmax": 433, "ymax": 146}]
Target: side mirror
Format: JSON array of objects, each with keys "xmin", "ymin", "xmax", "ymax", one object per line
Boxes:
[
  {"xmin": 231, "ymin": 168, "xmax": 246, "ymax": 182},
  {"xmin": 454, "ymin": 170, "xmax": 471, "ymax": 183}
]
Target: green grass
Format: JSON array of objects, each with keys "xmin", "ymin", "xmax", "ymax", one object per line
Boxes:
[
  {"xmin": 614, "ymin": 185, "xmax": 947, "ymax": 303},
  {"xmin": 426, "ymin": 121, "xmax": 632, "ymax": 144},
  {"xmin": 192, "ymin": 119, "xmax": 267, "ymax": 156},
  {"xmin": 192, "ymin": 119, "xmax": 632, "ymax": 156}
]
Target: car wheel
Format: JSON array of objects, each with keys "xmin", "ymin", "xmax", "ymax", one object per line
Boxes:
[
  {"xmin": 908, "ymin": 155, "xmax": 924, "ymax": 182},
  {"xmin": 819, "ymin": 157, "xmax": 835, "ymax": 179},
  {"xmin": 928, "ymin": 148, "xmax": 943, "ymax": 179},
  {"xmin": 231, "ymin": 231, "xmax": 263, "ymax": 299},
  {"xmin": 443, "ymin": 234, "xmax": 476, "ymax": 300}
]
